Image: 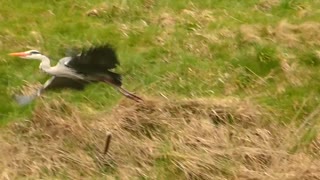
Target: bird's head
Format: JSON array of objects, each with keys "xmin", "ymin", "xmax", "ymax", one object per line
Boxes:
[{"xmin": 9, "ymin": 50, "xmax": 43, "ymax": 60}]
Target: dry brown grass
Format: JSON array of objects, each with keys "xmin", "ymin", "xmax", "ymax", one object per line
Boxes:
[
  {"xmin": 266, "ymin": 20, "xmax": 320, "ymax": 48},
  {"xmin": 239, "ymin": 24, "xmax": 263, "ymax": 44},
  {"xmin": 11, "ymin": 81, "xmax": 42, "ymax": 96},
  {"xmin": 278, "ymin": 52, "xmax": 308, "ymax": 87},
  {"xmin": 255, "ymin": 0, "xmax": 280, "ymax": 11},
  {"xmin": 236, "ymin": 20, "xmax": 320, "ymax": 49},
  {"xmin": 1, "ymin": 97, "xmax": 320, "ymax": 179}
]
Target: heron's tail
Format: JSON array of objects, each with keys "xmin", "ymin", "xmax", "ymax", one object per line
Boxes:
[{"xmin": 105, "ymin": 71, "xmax": 122, "ymax": 87}]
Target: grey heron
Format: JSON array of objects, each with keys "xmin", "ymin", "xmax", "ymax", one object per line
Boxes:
[{"xmin": 9, "ymin": 44, "xmax": 143, "ymax": 105}]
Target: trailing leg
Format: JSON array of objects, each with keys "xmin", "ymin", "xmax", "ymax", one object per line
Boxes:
[
  {"xmin": 101, "ymin": 78, "xmax": 143, "ymax": 102},
  {"xmin": 116, "ymin": 86, "xmax": 143, "ymax": 102}
]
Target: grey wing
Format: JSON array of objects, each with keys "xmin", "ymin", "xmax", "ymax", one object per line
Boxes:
[
  {"xmin": 64, "ymin": 47, "xmax": 81, "ymax": 57},
  {"xmin": 58, "ymin": 57, "xmax": 72, "ymax": 66},
  {"xmin": 43, "ymin": 76, "xmax": 90, "ymax": 91}
]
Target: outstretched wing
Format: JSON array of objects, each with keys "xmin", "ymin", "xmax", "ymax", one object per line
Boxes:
[
  {"xmin": 43, "ymin": 76, "xmax": 89, "ymax": 91},
  {"xmin": 65, "ymin": 44, "xmax": 120, "ymax": 74}
]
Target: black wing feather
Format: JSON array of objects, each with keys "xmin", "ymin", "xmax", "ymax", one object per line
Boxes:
[{"xmin": 66, "ymin": 44, "xmax": 120, "ymax": 74}]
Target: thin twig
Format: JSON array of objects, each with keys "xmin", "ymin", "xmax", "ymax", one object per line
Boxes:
[
  {"xmin": 159, "ymin": 92, "xmax": 169, "ymax": 100},
  {"xmin": 103, "ymin": 132, "xmax": 112, "ymax": 155}
]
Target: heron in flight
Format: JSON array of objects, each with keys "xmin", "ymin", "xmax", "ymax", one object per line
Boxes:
[{"xmin": 9, "ymin": 44, "xmax": 143, "ymax": 105}]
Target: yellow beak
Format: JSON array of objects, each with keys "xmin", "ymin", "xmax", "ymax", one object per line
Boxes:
[{"xmin": 8, "ymin": 52, "xmax": 28, "ymax": 57}]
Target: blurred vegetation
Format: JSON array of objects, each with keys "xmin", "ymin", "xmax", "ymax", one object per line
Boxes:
[{"xmin": 0, "ymin": 0, "xmax": 319, "ymax": 126}]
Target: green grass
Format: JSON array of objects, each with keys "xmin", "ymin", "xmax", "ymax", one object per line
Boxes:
[
  {"xmin": 1, "ymin": 0, "xmax": 319, "ymax": 116},
  {"xmin": 1, "ymin": 0, "xmax": 320, "ymax": 177}
]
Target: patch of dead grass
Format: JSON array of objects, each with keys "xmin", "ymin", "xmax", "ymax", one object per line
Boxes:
[
  {"xmin": 1, "ymin": 97, "xmax": 320, "ymax": 179},
  {"xmin": 86, "ymin": 2, "xmax": 110, "ymax": 17},
  {"xmin": 267, "ymin": 20, "xmax": 320, "ymax": 48},
  {"xmin": 237, "ymin": 20, "xmax": 320, "ymax": 49},
  {"xmin": 239, "ymin": 24, "xmax": 263, "ymax": 44},
  {"xmin": 179, "ymin": 8, "xmax": 215, "ymax": 27},
  {"xmin": 152, "ymin": 11, "xmax": 176, "ymax": 46},
  {"xmin": 12, "ymin": 81, "xmax": 42, "ymax": 96},
  {"xmin": 255, "ymin": 0, "xmax": 280, "ymax": 11},
  {"xmin": 277, "ymin": 52, "xmax": 315, "ymax": 90},
  {"xmin": 278, "ymin": 53, "xmax": 303, "ymax": 86}
]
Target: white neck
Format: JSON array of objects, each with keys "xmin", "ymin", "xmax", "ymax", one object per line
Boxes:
[
  {"xmin": 33, "ymin": 55, "xmax": 84, "ymax": 80},
  {"xmin": 38, "ymin": 55, "xmax": 52, "ymax": 71}
]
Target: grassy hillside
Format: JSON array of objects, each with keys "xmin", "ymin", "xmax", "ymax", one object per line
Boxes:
[
  {"xmin": 1, "ymin": 0, "xmax": 320, "ymax": 179},
  {"xmin": 1, "ymin": 0, "xmax": 319, "ymax": 123}
]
